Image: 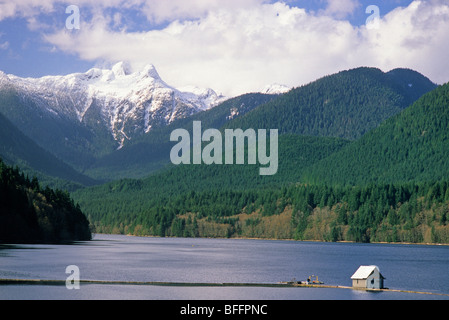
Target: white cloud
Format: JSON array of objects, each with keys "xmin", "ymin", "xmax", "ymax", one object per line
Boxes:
[
  {"xmin": 0, "ymin": 0, "xmax": 268, "ymax": 23},
  {"xmin": 0, "ymin": 0, "xmax": 55, "ymax": 20},
  {"xmin": 0, "ymin": 32, "xmax": 9, "ymax": 50},
  {"xmin": 0, "ymin": 41, "xmax": 9, "ymax": 50},
  {"xmin": 44, "ymin": 2, "xmax": 363, "ymax": 96},
  {"xmin": 358, "ymin": 0, "xmax": 449, "ymax": 85},
  {"xmin": 9, "ymin": 0, "xmax": 449, "ymax": 96},
  {"xmin": 140, "ymin": 0, "xmax": 270, "ymax": 24},
  {"xmin": 321, "ymin": 0, "xmax": 361, "ymax": 19}
]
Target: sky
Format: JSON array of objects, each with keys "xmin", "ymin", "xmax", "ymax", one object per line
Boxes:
[{"xmin": 0, "ymin": 0, "xmax": 448, "ymax": 97}]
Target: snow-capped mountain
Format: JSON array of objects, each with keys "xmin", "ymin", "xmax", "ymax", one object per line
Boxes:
[
  {"xmin": 261, "ymin": 83, "xmax": 291, "ymax": 95},
  {"xmin": 0, "ymin": 62, "xmax": 225, "ymax": 148}
]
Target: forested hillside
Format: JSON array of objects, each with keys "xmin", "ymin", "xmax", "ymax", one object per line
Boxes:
[
  {"xmin": 72, "ymin": 134, "xmax": 349, "ymax": 221},
  {"xmin": 0, "ymin": 159, "xmax": 92, "ymax": 244},
  {"xmin": 0, "ymin": 112, "xmax": 98, "ymax": 190},
  {"xmin": 304, "ymin": 82, "xmax": 449, "ymax": 186},
  {"xmin": 85, "ymin": 93, "xmax": 277, "ymax": 180},
  {"xmin": 74, "ymin": 174, "xmax": 449, "ymax": 244},
  {"xmin": 0, "ymin": 86, "xmax": 117, "ymax": 172},
  {"xmin": 224, "ymin": 67, "xmax": 436, "ymax": 140}
]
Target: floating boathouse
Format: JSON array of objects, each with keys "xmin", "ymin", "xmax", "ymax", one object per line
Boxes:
[{"xmin": 351, "ymin": 265, "xmax": 385, "ymax": 290}]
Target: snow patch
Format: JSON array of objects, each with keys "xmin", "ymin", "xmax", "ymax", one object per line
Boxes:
[{"xmin": 261, "ymin": 83, "xmax": 291, "ymax": 95}]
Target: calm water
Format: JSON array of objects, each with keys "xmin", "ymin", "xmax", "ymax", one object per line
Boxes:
[{"xmin": 1, "ymin": 234, "xmax": 449, "ymax": 300}]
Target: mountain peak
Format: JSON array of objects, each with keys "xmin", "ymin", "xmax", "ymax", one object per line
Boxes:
[
  {"xmin": 0, "ymin": 62, "xmax": 224, "ymax": 149},
  {"xmin": 0, "ymin": 71, "xmax": 10, "ymax": 83},
  {"xmin": 141, "ymin": 64, "xmax": 160, "ymax": 79},
  {"xmin": 112, "ymin": 61, "xmax": 132, "ymax": 77},
  {"xmin": 261, "ymin": 83, "xmax": 291, "ymax": 95}
]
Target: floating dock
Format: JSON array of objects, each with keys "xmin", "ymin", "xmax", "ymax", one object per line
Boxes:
[{"xmin": 1, "ymin": 278, "xmax": 449, "ymax": 298}]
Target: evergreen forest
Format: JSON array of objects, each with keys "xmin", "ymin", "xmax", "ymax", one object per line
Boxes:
[{"xmin": 0, "ymin": 159, "xmax": 92, "ymax": 244}]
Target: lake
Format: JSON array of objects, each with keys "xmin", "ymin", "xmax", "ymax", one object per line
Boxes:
[{"xmin": 1, "ymin": 234, "xmax": 449, "ymax": 300}]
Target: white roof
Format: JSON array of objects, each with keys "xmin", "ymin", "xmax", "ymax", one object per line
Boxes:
[{"xmin": 351, "ymin": 265, "xmax": 382, "ymax": 280}]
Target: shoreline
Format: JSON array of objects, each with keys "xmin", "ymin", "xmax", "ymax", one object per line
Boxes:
[
  {"xmin": 3, "ymin": 233, "xmax": 447, "ymax": 247},
  {"xmin": 94, "ymin": 233, "xmax": 449, "ymax": 247}
]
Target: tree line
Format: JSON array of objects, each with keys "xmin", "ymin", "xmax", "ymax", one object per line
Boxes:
[{"xmin": 80, "ymin": 176, "xmax": 449, "ymax": 244}]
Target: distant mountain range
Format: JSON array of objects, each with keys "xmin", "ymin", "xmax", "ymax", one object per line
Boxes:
[
  {"xmin": 72, "ymin": 68, "xmax": 444, "ymax": 202},
  {"xmin": 0, "ymin": 65, "xmax": 438, "ymax": 188},
  {"xmin": 3, "ymin": 63, "xmax": 449, "ymax": 244}
]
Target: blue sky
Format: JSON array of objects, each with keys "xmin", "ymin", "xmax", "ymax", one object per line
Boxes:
[{"xmin": 0, "ymin": 0, "xmax": 447, "ymax": 96}]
